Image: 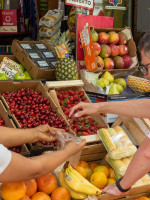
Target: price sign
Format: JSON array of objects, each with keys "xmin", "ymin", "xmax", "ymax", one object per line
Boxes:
[{"xmin": 65, "ymin": 0, "xmax": 94, "ymax": 10}]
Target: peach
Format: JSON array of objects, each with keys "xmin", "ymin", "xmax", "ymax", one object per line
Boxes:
[
  {"xmin": 94, "ymin": 43, "xmax": 101, "ymax": 56},
  {"xmin": 108, "ymin": 31, "xmax": 119, "ymax": 44},
  {"xmin": 109, "ymin": 44, "xmax": 120, "ymax": 57},
  {"xmin": 104, "ymin": 58, "xmax": 114, "ymax": 69},
  {"xmin": 98, "ymin": 32, "xmax": 109, "ymax": 44},
  {"xmin": 119, "ymin": 45, "xmax": 129, "ymax": 56}
]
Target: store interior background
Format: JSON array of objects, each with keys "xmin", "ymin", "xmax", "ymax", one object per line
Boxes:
[{"xmin": 0, "ymin": 0, "xmax": 150, "ymax": 59}]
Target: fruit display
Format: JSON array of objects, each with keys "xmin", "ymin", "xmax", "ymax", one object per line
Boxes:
[
  {"xmin": 0, "ymin": 57, "xmax": 32, "ymax": 80},
  {"xmin": 127, "ymin": 75, "xmax": 150, "ymax": 93},
  {"xmin": 0, "ymin": 173, "xmax": 71, "ymax": 200},
  {"xmin": 56, "ymin": 89, "xmax": 105, "ymax": 136},
  {"xmin": 55, "ymin": 57, "xmax": 79, "ymax": 81},
  {"xmin": 1, "ymin": 87, "xmax": 68, "ymax": 148},
  {"xmin": 98, "ymin": 126, "xmax": 137, "ymax": 159},
  {"xmin": 91, "ymin": 29, "xmax": 134, "ymax": 70},
  {"xmin": 96, "ymin": 71, "xmax": 127, "ymax": 95}
]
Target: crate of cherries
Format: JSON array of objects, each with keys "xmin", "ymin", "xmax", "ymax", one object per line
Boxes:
[
  {"xmin": 1, "ymin": 87, "xmax": 69, "ymax": 154},
  {"xmin": 55, "ymin": 89, "xmax": 107, "ymax": 137}
]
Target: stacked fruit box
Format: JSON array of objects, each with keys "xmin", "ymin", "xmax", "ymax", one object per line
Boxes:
[
  {"xmin": 0, "ymin": 99, "xmax": 30, "ymax": 156},
  {"xmin": 45, "ymin": 80, "xmax": 108, "ymax": 142},
  {"xmin": 0, "ymin": 81, "xmax": 70, "ymax": 156},
  {"xmin": 91, "ymin": 26, "xmax": 138, "ymax": 73}
]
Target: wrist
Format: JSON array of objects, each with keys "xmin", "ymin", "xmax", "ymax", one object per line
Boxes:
[{"xmin": 116, "ymin": 177, "xmax": 131, "ymax": 193}]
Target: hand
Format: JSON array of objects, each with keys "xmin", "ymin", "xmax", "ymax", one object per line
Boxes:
[
  {"xmin": 33, "ymin": 124, "xmax": 66, "ymax": 143},
  {"xmin": 69, "ymin": 102, "xmax": 99, "ymax": 118},
  {"xmin": 102, "ymin": 183, "xmax": 129, "ymax": 197},
  {"xmin": 64, "ymin": 140, "xmax": 86, "ymax": 157}
]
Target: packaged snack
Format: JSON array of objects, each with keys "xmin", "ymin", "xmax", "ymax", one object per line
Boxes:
[
  {"xmin": 39, "ymin": 9, "xmax": 63, "ymax": 28},
  {"xmin": 39, "ymin": 21, "xmax": 61, "ymax": 38},
  {"xmin": 44, "ymin": 30, "xmax": 61, "ymax": 43},
  {"xmin": 98, "ymin": 126, "xmax": 137, "ymax": 159}
]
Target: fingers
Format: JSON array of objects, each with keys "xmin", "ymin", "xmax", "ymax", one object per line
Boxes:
[
  {"xmin": 69, "ymin": 102, "xmax": 83, "ymax": 117},
  {"xmin": 79, "ymin": 139, "xmax": 86, "ymax": 148}
]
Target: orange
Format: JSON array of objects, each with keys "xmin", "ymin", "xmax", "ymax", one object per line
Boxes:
[
  {"xmin": 109, "ymin": 168, "xmax": 115, "ymax": 179},
  {"xmin": 136, "ymin": 197, "xmax": 150, "ymax": 200},
  {"xmin": 90, "ymin": 171, "xmax": 107, "ymax": 189},
  {"xmin": 78, "ymin": 160, "xmax": 89, "ymax": 168},
  {"xmin": 84, "ymin": 167, "xmax": 93, "ymax": 180},
  {"xmin": 21, "ymin": 195, "xmax": 31, "ymax": 200},
  {"xmin": 31, "ymin": 192, "xmax": 51, "ymax": 200},
  {"xmin": 76, "ymin": 166, "xmax": 87, "ymax": 178},
  {"xmin": 107, "ymin": 178, "xmax": 116, "ymax": 185},
  {"xmin": 0, "ymin": 182, "xmax": 26, "ymax": 200},
  {"xmin": 94, "ymin": 165, "xmax": 109, "ymax": 177},
  {"xmin": 36, "ymin": 173, "xmax": 57, "ymax": 195},
  {"xmin": 51, "ymin": 187, "xmax": 71, "ymax": 200},
  {"xmin": 25, "ymin": 179, "xmax": 37, "ymax": 197},
  {"xmin": 89, "ymin": 162, "xmax": 98, "ymax": 171}
]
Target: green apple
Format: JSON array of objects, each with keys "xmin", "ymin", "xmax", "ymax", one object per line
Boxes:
[
  {"xmin": 101, "ymin": 71, "xmax": 114, "ymax": 83},
  {"xmin": 97, "ymin": 78, "xmax": 109, "ymax": 88},
  {"xmin": 18, "ymin": 64, "xmax": 25, "ymax": 72},
  {"xmin": 24, "ymin": 71, "xmax": 32, "ymax": 79},
  {"xmin": 14, "ymin": 72, "xmax": 26, "ymax": 80},
  {"xmin": 114, "ymin": 78, "xmax": 126, "ymax": 89},
  {"xmin": 0, "ymin": 73, "xmax": 9, "ymax": 80}
]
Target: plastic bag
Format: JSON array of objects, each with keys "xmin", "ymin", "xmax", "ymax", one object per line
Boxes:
[
  {"xmin": 39, "ymin": 9, "xmax": 63, "ymax": 28},
  {"xmin": 55, "ymin": 131, "xmax": 83, "ymax": 167},
  {"xmin": 98, "ymin": 126, "xmax": 137, "ymax": 160}
]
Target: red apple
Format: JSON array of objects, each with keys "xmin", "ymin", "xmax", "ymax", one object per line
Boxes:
[
  {"xmin": 109, "ymin": 44, "xmax": 120, "ymax": 57},
  {"xmin": 119, "ymin": 45, "xmax": 129, "ymax": 56},
  {"xmin": 104, "ymin": 58, "xmax": 114, "ymax": 69},
  {"xmin": 94, "ymin": 43, "xmax": 101, "ymax": 56}
]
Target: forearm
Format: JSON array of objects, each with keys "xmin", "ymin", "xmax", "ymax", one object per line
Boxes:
[
  {"xmin": 0, "ymin": 127, "xmax": 37, "ymax": 147},
  {"xmin": 120, "ymin": 137, "xmax": 150, "ymax": 189},
  {"xmin": 97, "ymin": 99, "xmax": 150, "ymax": 118},
  {"xmin": 0, "ymin": 149, "xmax": 71, "ymax": 182}
]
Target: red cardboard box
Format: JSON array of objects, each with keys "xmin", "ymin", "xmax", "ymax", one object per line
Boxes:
[{"xmin": 0, "ymin": 9, "xmax": 17, "ymax": 33}]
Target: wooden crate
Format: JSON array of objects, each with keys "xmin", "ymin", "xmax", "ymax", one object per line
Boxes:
[{"xmin": 45, "ymin": 80, "xmax": 108, "ymax": 143}]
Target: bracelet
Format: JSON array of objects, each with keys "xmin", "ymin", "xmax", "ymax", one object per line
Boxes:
[{"xmin": 116, "ymin": 177, "xmax": 131, "ymax": 193}]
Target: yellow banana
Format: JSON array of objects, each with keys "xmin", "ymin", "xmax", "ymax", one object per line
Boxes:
[
  {"xmin": 68, "ymin": 166, "xmax": 102, "ymax": 194},
  {"xmin": 65, "ymin": 167, "xmax": 101, "ymax": 195},
  {"xmin": 58, "ymin": 169, "xmax": 87, "ymax": 199}
]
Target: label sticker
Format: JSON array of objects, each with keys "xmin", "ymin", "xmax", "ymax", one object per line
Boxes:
[
  {"xmin": 35, "ymin": 44, "xmax": 47, "ymax": 49},
  {"xmin": 29, "ymin": 53, "xmax": 40, "ymax": 59},
  {"xmin": 20, "ymin": 44, "xmax": 32, "ymax": 50},
  {"xmin": 43, "ymin": 51, "xmax": 54, "ymax": 58},
  {"xmin": 37, "ymin": 60, "xmax": 49, "ymax": 67}
]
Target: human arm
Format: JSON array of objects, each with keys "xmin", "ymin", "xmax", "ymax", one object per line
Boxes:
[
  {"xmin": 102, "ymin": 137, "xmax": 150, "ymax": 197},
  {"xmin": 0, "ymin": 139, "xmax": 86, "ymax": 182},
  {"xmin": 0, "ymin": 124, "xmax": 64, "ymax": 147},
  {"xmin": 69, "ymin": 99, "xmax": 150, "ymax": 119}
]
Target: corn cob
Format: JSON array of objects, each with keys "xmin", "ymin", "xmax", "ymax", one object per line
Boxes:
[
  {"xmin": 98, "ymin": 128, "xmax": 116, "ymax": 152},
  {"xmin": 107, "ymin": 128, "xmax": 122, "ymax": 148},
  {"xmin": 113, "ymin": 170, "xmax": 122, "ymax": 180},
  {"xmin": 127, "ymin": 75, "xmax": 150, "ymax": 93},
  {"xmin": 109, "ymin": 145, "xmax": 137, "ymax": 160},
  {"xmin": 105, "ymin": 154, "xmax": 127, "ymax": 176},
  {"xmin": 121, "ymin": 156, "xmax": 133, "ymax": 167}
]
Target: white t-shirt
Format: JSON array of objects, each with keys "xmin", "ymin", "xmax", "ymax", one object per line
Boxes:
[{"xmin": 0, "ymin": 144, "xmax": 12, "ymax": 174}]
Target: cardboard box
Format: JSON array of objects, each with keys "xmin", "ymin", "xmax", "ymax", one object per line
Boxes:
[
  {"xmin": 0, "ymin": 100, "xmax": 30, "ymax": 156},
  {"xmin": 0, "ymin": 10, "xmax": 17, "ymax": 33},
  {"xmin": 0, "ymin": 81, "xmax": 69, "ymax": 156},
  {"xmin": 11, "ymin": 40, "xmax": 56, "ymax": 80},
  {"xmin": 81, "ymin": 26, "xmax": 138, "ymax": 73},
  {"xmin": 45, "ymin": 80, "xmax": 108, "ymax": 143}
]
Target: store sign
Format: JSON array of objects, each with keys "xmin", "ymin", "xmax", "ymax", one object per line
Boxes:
[
  {"xmin": 106, "ymin": 0, "xmax": 126, "ymax": 10},
  {"xmin": 65, "ymin": 0, "xmax": 94, "ymax": 10},
  {"xmin": 109, "ymin": 0, "xmax": 122, "ymax": 7}
]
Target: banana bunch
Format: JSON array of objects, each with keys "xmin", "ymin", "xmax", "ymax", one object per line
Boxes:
[{"xmin": 58, "ymin": 166, "xmax": 101, "ymax": 198}]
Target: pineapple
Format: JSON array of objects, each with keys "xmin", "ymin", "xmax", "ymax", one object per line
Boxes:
[{"xmin": 55, "ymin": 57, "xmax": 79, "ymax": 81}]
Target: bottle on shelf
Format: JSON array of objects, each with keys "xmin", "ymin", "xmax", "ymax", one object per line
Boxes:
[{"xmin": 4, "ymin": 0, "xmax": 10, "ymax": 9}]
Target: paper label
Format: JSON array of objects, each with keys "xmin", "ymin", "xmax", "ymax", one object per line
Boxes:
[
  {"xmin": 65, "ymin": 0, "xmax": 94, "ymax": 10},
  {"xmin": 20, "ymin": 44, "xmax": 32, "ymax": 50},
  {"xmin": 55, "ymin": 44, "xmax": 69, "ymax": 58}
]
